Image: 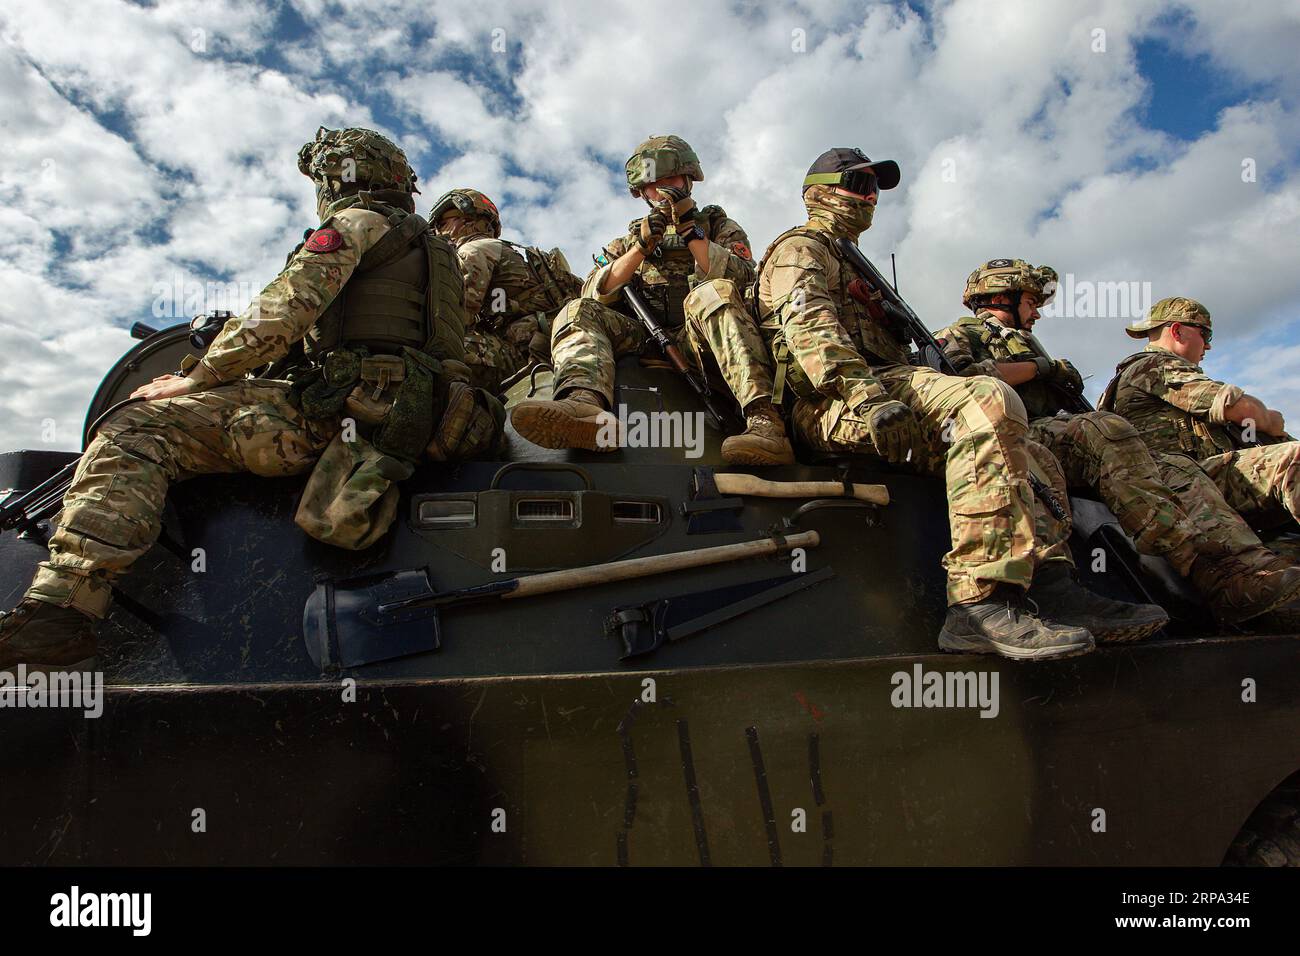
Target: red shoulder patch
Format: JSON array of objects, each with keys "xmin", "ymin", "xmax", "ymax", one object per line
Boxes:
[
  {"xmin": 304, "ymin": 227, "xmax": 343, "ymax": 253},
  {"xmin": 731, "ymin": 242, "xmax": 752, "ymax": 261}
]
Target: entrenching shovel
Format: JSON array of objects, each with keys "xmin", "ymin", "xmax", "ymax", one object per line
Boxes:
[{"xmin": 303, "ymin": 530, "xmax": 820, "ymax": 669}]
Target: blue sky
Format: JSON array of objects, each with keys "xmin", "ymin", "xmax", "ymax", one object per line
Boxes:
[{"xmin": 1, "ymin": 0, "xmax": 1299, "ymax": 447}]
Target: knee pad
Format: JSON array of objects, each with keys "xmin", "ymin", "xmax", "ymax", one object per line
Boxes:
[
  {"xmin": 1079, "ymin": 410, "xmax": 1139, "ymax": 443},
  {"xmin": 684, "ymin": 278, "xmax": 742, "ymax": 325},
  {"xmin": 961, "ymin": 375, "xmax": 1028, "ymax": 432}
]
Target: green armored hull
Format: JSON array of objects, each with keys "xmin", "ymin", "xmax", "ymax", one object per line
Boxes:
[{"xmin": 1, "ymin": 324, "xmax": 1297, "ymax": 865}]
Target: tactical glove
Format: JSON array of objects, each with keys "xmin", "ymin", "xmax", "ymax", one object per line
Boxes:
[
  {"xmin": 637, "ymin": 207, "xmax": 669, "ymax": 255},
  {"xmin": 1032, "ymin": 357, "xmax": 1083, "ymax": 393},
  {"xmin": 857, "ymin": 399, "xmax": 921, "ymax": 464}
]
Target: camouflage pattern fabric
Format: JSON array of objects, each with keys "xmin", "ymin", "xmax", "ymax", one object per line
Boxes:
[
  {"xmin": 1102, "ymin": 345, "xmax": 1243, "ymax": 460},
  {"xmin": 757, "ymin": 189, "xmax": 1077, "ymax": 605},
  {"xmin": 788, "ymin": 366, "xmax": 1074, "ymax": 604},
  {"xmin": 455, "ymin": 236, "xmax": 558, "ymax": 392},
  {"xmin": 29, "ymin": 382, "xmax": 336, "ymax": 617},
  {"xmin": 26, "ymin": 200, "xmax": 494, "ymax": 617},
  {"xmin": 293, "ymin": 430, "xmax": 400, "ymax": 551},
  {"xmin": 934, "ymin": 314, "xmax": 1266, "ymax": 569},
  {"xmin": 551, "ymin": 211, "xmax": 764, "ymax": 408},
  {"xmin": 551, "ymin": 291, "xmax": 773, "ymax": 410},
  {"xmin": 938, "ymin": 311, "xmax": 1060, "ymax": 419},
  {"xmin": 1200, "ymin": 443, "xmax": 1300, "ymax": 530}
]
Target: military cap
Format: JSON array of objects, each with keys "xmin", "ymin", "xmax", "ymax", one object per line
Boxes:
[{"xmin": 1126, "ymin": 296, "xmax": 1212, "ymax": 338}]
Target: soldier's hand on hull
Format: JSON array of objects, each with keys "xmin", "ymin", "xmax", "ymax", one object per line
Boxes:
[
  {"xmin": 859, "ymin": 399, "xmax": 922, "ymax": 464},
  {"xmin": 130, "ymin": 373, "xmax": 203, "ymax": 401}
]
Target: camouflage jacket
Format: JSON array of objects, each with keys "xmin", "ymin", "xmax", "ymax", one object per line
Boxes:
[
  {"xmin": 583, "ymin": 204, "xmax": 754, "ymax": 325},
  {"xmin": 935, "ymin": 311, "xmax": 1060, "ymax": 419},
  {"xmin": 1099, "ymin": 345, "xmax": 1244, "ymax": 459},
  {"xmin": 187, "ymin": 202, "xmax": 464, "ymax": 386},
  {"xmin": 453, "ymin": 236, "xmax": 579, "ymax": 330},
  {"xmin": 755, "ymin": 222, "xmax": 909, "ymax": 410}
]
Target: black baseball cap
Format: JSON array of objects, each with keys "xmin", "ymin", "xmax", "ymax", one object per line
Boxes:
[{"xmin": 803, "ymin": 147, "xmax": 901, "ymax": 193}]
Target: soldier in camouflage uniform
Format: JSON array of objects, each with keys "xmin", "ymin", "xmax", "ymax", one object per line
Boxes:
[
  {"xmin": 757, "ymin": 148, "xmax": 1171, "ymax": 659},
  {"xmin": 937, "ymin": 263, "xmax": 1300, "ymax": 625},
  {"xmin": 1103, "ymin": 296, "xmax": 1300, "ymax": 534},
  {"xmin": 0, "ymin": 127, "xmax": 499, "ymax": 671},
  {"xmin": 430, "ymin": 188, "xmax": 582, "ymax": 394},
  {"xmin": 510, "ymin": 135, "xmax": 794, "ymax": 465}
]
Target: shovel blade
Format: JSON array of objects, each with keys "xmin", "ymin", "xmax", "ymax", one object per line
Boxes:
[{"xmin": 303, "ymin": 568, "xmax": 442, "ymax": 670}]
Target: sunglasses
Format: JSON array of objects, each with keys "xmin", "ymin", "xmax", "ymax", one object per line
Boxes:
[{"xmin": 804, "ymin": 166, "xmax": 879, "ymax": 197}]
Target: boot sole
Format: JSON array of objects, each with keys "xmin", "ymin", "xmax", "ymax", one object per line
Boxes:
[
  {"xmin": 511, "ymin": 405, "xmax": 619, "ymax": 452},
  {"xmin": 721, "ymin": 448, "xmax": 797, "ymax": 467},
  {"xmin": 938, "ymin": 628, "xmax": 1095, "ymax": 661},
  {"xmin": 1080, "ymin": 614, "xmax": 1168, "ymax": 644}
]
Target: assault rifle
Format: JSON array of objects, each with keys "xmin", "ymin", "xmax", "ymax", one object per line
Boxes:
[
  {"xmin": 620, "ymin": 279, "xmax": 735, "ymax": 432},
  {"xmin": 832, "ymin": 238, "xmax": 1068, "ymax": 521}
]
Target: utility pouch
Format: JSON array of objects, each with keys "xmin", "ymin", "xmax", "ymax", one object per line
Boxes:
[
  {"xmin": 344, "ymin": 355, "xmax": 407, "ymax": 426},
  {"xmin": 297, "ymin": 347, "xmax": 365, "ymax": 421},
  {"xmin": 371, "ymin": 347, "xmax": 447, "ymax": 466}
]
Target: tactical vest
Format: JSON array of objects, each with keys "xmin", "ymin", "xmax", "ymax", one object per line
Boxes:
[
  {"xmin": 304, "ymin": 198, "xmax": 466, "ymax": 365},
  {"xmin": 950, "ymin": 314, "xmax": 1059, "ymax": 419},
  {"xmin": 755, "ymin": 225, "xmax": 911, "ymax": 403},
  {"xmin": 493, "ymin": 240, "xmax": 582, "ymax": 323},
  {"xmin": 1100, "ymin": 351, "xmax": 1236, "ymax": 460}
]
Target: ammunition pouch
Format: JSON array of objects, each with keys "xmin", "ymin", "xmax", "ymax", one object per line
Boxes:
[{"xmin": 296, "ymin": 346, "xmax": 447, "ymax": 470}]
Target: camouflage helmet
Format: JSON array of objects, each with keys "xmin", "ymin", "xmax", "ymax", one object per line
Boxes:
[
  {"xmin": 430, "ymin": 188, "xmax": 501, "ymax": 237},
  {"xmin": 625, "ymin": 134, "xmax": 704, "ymax": 196},
  {"xmin": 297, "ymin": 126, "xmax": 418, "ymax": 197},
  {"xmin": 963, "ymin": 258, "xmax": 1059, "ymax": 309},
  {"xmin": 1126, "ymin": 296, "xmax": 1212, "ymax": 339}
]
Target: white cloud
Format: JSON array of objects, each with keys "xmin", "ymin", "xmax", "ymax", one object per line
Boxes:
[{"xmin": 0, "ymin": 0, "xmax": 1297, "ymax": 452}]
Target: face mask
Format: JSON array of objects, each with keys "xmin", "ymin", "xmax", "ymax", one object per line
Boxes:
[{"xmin": 806, "ymin": 186, "xmax": 875, "ymax": 236}]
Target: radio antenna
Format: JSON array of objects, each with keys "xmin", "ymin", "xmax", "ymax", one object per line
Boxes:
[{"xmin": 890, "ymin": 253, "xmax": 899, "ymax": 293}]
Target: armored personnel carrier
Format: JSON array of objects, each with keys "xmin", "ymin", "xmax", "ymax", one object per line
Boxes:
[{"xmin": 1, "ymin": 319, "xmax": 1298, "ymax": 866}]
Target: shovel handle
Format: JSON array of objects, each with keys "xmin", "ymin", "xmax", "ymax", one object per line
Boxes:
[
  {"xmin": 712, "ymin": 473, "xmax": 890, "ymax": 506},
  {"xmin": 506, "ymin": 530, "xmax": 820, "ymax": 600}
]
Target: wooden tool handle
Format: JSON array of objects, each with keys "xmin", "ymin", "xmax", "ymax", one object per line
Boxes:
[
  {"xmin": 506, "ymin": 530, "xmax": 820, "ymax": 600},
  {"xmin": 712, "ymin": 473, "xmax": 890, "ymax": 506}
]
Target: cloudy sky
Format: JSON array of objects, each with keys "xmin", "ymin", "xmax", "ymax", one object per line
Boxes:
[{"xmin": 1, "ymin": 0, "xmax": 1298, "ymax": 450}]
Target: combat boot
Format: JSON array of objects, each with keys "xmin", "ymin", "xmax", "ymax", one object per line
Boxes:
[
  {"xmin": 939, "ymin": 585, "xmax": 1095, "ymax": 661},
  {"xmin": 721, "ymin": 401, "xmax": 796, "ymax": 466},
  {"xmin": 510, "ymin": 388, "xmax": 621, "ymax": 452},
  {"xmin": 0, "ymin": 599, "xmax": 99, "ymax": 672},
  {"xmin": 1026, "ymin": 563, "xmax": 1169, "ymax": 643},
  {"xmin": 1190, "ymin": 549, "xmax": 1300, "ymax": 626}
]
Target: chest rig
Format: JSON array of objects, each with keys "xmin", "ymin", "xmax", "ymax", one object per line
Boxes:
[
  {"xmin": 1101, "ymin": 352, "xmax": 1237, "ymax": 459},
  {"xmin": 756, "ymin": 226, "xmax": 911, "ymax": 404}
]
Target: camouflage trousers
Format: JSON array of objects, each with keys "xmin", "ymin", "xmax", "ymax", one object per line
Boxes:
[
  {"xmin": 792, "ymin": 366, "xmax": 1073, "ymax": 605},
  {"xmin": 1199, "ymin": 441, "xmax": 1300, "ymax": 532},
  {"xmin": 27, "ymin": 381, "xmax": 336, "ymax": 618},
  {"xmin": 464, "ymin": 314, "xmax": 549, "ymax": 395},
  {"xmin": 1030, "ymin": 411, "xmax": 1262, "ymax": 572},
  {"xmin": 551, "ymin": 286, "xmax": 774, "ymax": 411}
]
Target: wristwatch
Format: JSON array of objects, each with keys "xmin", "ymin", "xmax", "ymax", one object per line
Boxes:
[{"xmin": 676, "ymin": 223, "xmax": 706, "ymax": 244}]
